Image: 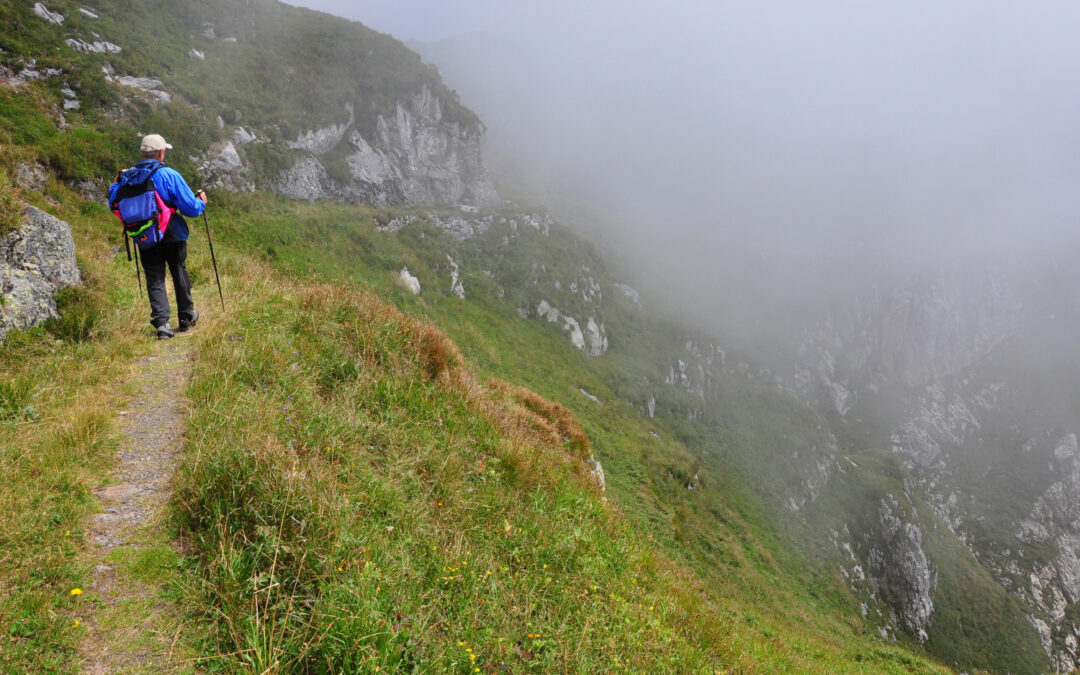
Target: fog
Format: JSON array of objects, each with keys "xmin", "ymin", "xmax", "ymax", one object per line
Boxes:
[{"xmin": 287, "ymin": 0, "xmax": 1080, "ymax": 344}]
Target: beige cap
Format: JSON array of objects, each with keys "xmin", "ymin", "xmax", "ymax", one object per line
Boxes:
[{"xmin": 140, "ymin": 134, "xmax": 173, "ymax": 152}]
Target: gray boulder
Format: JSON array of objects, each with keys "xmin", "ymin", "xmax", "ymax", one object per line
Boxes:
[{"xmin": 0, "ymin": 205, "xmax": 80, "ymax": 343}]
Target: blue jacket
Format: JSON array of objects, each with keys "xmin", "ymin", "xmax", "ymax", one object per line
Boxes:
[{"xmin": 108, "ymin": 159, "xmax": 205, "ymax": 242}]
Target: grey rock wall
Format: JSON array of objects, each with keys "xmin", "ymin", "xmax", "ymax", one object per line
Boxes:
[
  {"xmin": 264, "ymin": 85, "xmax": 497, "ymax": 208},
  {"xmin": 0, "ymin": 205, "xmax": 80, "ymax": 342}
]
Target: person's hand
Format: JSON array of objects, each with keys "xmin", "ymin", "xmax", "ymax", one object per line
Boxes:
[{"xmin": 196, "ymin": 189, "xmax": 208, "ymax": 204}]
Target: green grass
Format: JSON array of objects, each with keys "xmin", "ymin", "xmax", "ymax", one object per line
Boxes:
[
  {"xmin": 0, "ymin": 195, "xmax": 154, "ymax": 672},
  {"xmin": 0, "ymin": 4, "xmax": 1001, "ymax": 670}
]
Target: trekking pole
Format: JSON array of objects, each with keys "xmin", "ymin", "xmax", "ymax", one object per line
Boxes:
[
  {"xmin": 201, "ymin": 210, "xmax": 225, "ymax": 311},
  {"xmin": 124, "ymin": 232, "xmax": 143, "ymax": 297}
]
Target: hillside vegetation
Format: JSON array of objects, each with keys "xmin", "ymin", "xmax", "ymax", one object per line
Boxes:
[
  {"xmin": 0, "ymin": 0, "xmax": 1034, "ymax": 672},
  {"xmin": 0, "ymin": 180, "xmax": 950, "ymax": 672}
]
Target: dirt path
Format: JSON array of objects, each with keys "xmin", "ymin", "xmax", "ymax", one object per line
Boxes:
[{"xmin": 78, "ymin": 335, "xmax": 196, "ymax": 674}]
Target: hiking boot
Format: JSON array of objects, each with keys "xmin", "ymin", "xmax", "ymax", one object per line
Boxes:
[
  {"xmin": 178, "ymin": 310, "xmax": 199, "ymax": 332},
  {"xmin": 156, "ymin": 324, "xmax": 175, "ymax": 340}
]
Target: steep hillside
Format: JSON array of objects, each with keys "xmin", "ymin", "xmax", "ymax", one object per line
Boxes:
[
  {"xmin": 0, "ymin": 0, "xmax": 1057, "ymax": 672},
  {"xmin": 0, "ymin": 192, "xmax": 950, "ymax": 671},
  {"xmin": 1, "ymin": 0, "xmax": 495, "ymax": 205}
]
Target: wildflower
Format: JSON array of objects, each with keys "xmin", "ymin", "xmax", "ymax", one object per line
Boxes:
[
  {"xmin": 73, "ymin": 619, "xmax": 80, "ymax": 627},
  {"xmin": 70, "ymin": 588, "xmax": 82, "ymax": 596},
  {"xmin": 458, "ymin": 641, "xmax": 466, "ymax": 647}
]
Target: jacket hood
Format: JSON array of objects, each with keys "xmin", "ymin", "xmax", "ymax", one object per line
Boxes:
[{"xmin": 122, "ymin": 159, "xmax": 164, "ymax": 184}]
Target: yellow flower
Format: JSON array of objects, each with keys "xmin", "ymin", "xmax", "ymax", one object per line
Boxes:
[
  {"xmin": 458, "ymin": 641, "xmax": 466, "ymax": 647},
  {"xmin": 69, "ymin": 588, "xmax": 82, "ymax": 596},
  {"xmin": 73, "ymin": 619, "xmax": 80, "ymax": 627}
]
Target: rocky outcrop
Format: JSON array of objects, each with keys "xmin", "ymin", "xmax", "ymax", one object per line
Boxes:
[
  {"xmin": 1, "ymin": 206, "xmax": 80, "ymax": 343},
  {"xmin": 33, "ymin": 3, "xmax": 63, "ymax": 25},
  {"xmin": 198, "ymin": 141, "xmax": 252, "ymax": 192},
  {"xmin": 271, "ymin": 86, "xmax": 497, "ymax": 207},
  {"xmin": 866, "ymin": 495, "xmax": 936, "ymax": 642},
  {"xmin": 65, "ymin": 38, "xmax": 122, "ymax": 54},
  {"xmin": 890, "ymin": 382, "xmax": 1005, "ymax": 468},
  {"xmin": 446, "ymin": 255, "xmax": 465, "ymax": 299},
  {"xmin": 108, "ymin": 75, "xmax": 170, "ymax": 104},
  {"xmin": 1015, "ymin": 435, "xmax": 1080, "ymax": 670},
  {"xmin": 398, "ymin": 268, "xmax": 421, "ymax": 295},
  {"xmin": 535, "ymin": 300, "xmax": 608, "ymax": 356}
]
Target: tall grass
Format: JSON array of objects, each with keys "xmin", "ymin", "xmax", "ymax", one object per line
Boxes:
[
  {"xmin": 169, "ymin": 251, "xmax": 951, "ymax": 673},
  {"xmin": 0, "ymin": 193, "xmax": 155, "ymax": 672}
]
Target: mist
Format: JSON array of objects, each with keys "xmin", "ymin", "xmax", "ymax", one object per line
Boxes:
[{"xmin": 286, "ymin": 0, "xmax": 1080, "ymax": 346}]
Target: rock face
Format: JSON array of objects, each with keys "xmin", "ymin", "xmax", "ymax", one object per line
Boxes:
[
  {"xmin": 783, "ymin": 259, "xmax": 1080, "ymax": 666},
  {"xmin": 0, "ymin": 206, "xmax": 80, "ymax": 342},
  {"xmin": 867, "ymin": 495, "xmax": 936, "ymax": 642},
  {"xmin": 269, "ymin": 86, "xmax": 497, "ymax": 207}
]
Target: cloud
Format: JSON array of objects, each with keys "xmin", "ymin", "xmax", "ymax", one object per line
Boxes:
[{"xmin": 286, "ymin": 1, "xmax": 1080, "ymax": 339}]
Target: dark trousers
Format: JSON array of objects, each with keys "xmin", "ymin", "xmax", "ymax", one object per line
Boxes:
[{"xmin": 140, "ymin": 240, "xmax": 194, "ymax": 328}]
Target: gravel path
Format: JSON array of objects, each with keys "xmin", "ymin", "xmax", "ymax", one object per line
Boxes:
[{"xmin": 79, "ymin": 337, "xmax": 194, "ymax": 674}]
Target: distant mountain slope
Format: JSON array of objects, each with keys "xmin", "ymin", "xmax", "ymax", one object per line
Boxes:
[{"xmin": 1, "ymin": 0, "xmax": 495, "ymax": 205}]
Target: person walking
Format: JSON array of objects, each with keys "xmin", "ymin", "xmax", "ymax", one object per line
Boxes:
[{"xmin": 108, "ymin": 134, "xmax": 208, "ymax": 339}]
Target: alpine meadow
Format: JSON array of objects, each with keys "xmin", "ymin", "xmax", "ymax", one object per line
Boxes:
[{"xmin": 1, "ymin": 1, "xmax": 1078, "ymax": 673}]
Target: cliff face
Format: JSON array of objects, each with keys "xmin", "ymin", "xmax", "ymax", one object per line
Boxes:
[
  {"xmin": 0, "ymin": 206, "xmax": 80, "ymax": 343},
  {"xmin": 787, "ymin": 260, "xmax": 1080, "ymax": 670},
  {"xmin": 19, "ymin": 0, "xmax": 497, "ymax": 210},
  {"xmin": 268, "ymin": 85, "xmax": 497, "ymax": 207}
]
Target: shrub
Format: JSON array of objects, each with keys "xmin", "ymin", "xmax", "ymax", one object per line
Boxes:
[{"xmin": 43, "ymin": 286, "xmax": 100, "ymax": 343}]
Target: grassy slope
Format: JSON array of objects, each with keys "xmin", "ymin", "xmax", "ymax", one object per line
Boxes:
[
  {"xmin": 0, "ymin": 1, "xmax": 1019, "ymax": 670},
  {"xmin": 0, "ymin": 95, "xmax": 947, "ymax": 674},
  {"xmin": 202, "ymin": 192, "xmax": 1048, "ymax": 673},
  {"xmin": 0, "ymin": 185, "xmax": 946, "ymax": 673}
]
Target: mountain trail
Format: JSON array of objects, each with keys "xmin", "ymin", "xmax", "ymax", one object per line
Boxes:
[{"xmin": 78, "ymin": 332, "xmax": 196, "ymax": 674}]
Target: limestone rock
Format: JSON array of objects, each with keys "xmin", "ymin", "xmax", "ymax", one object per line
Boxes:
[
  {"xmin": 274, "ymin": 86, "xmax": 497, "ymax": 207},
  {"xmin": 0, "ymin": 206, "xmax": 81, "ymax": 343},
  {"xmin": 868, "ymin": 495, "xmax": 936, "ymax": 642},
  {"xmin": 199, "ymin": 141, "xmax": 251, "ymax": 192},
  {"xmin": 446, "ymin": 255, "xmax": 464, "ymax": 299},
  {"xmin": 109, "ymin": 75, "xmax": 170, "ymax": 103},
  {"xmin": 398, "ymin": 268, "xmax": 420, "ymax": 295},
  {"xmin": 33, "ymin": 3, "xmax": 64, "ymax": 25},
  {"xmin": 65, "ymin": 38, "xmax": 121, "ymax": 54}
]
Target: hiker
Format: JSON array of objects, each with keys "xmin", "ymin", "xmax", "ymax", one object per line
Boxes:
[{"xmin": 108, "ymin": 134, "xmax": 208, "ymax": 339}]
